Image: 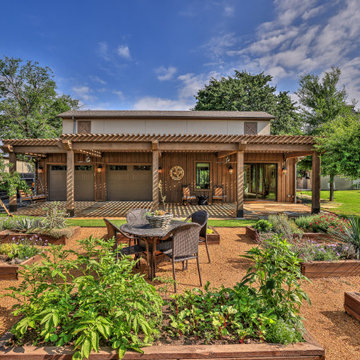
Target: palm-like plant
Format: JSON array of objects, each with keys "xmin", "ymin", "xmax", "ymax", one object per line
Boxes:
[{"xmin": 331, "ymin": 216, "xmax": 360, "ymax": 259}]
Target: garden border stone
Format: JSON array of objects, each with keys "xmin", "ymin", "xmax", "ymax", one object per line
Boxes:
[{"xmin": 0, "ymin": 330, "xmax": 325, "ymax": 359}]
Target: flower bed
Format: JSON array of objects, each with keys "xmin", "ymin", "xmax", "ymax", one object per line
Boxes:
[
  {"xmin": 206, "ymin": 226, "xmax": 220, "ymax": 244},
  {"xmin": 0, "ymin": 236, "xmax": 321, "ymax": 360},
  {"xmin": 247, "ymin": 215, "xmax": 360, "ymax": 278},
  {"xmin": 344, "ymin": 291, "xmax": 360, "ymax": 322},
  {"xmin": 0, "ymin": 226, "xmax": 80, "ymax": 245}
]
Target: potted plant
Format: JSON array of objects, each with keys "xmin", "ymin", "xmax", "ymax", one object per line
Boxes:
[{"xmin": 146, "ymin": 210, "xmax": 173, "ymax": 228}]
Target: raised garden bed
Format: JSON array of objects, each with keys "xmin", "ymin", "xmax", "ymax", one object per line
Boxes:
[
  {"xmin": 0, "ymin": 226, "xmax": 80, "ymax": 245},
  {"xmin": 0, "ymin": 330, "xmax": 325, "ymax": 359},
  {"xmin": 344, "ymin": 291, "xmax": 360, "ymax": 322},
  {"xmin": 0, "ymin": 253, "xmax": 43, "ymax": 280},
  {"xmin": 301, "ymin": 260, "xmax": 360, "ymax": 278},
  {"xmin": 206, "ymin": 225, "xmax": 220, "ymax": 244},
  {"xmin": 245, "ymin": 226, "xmax": 336, "ymax": 244}
]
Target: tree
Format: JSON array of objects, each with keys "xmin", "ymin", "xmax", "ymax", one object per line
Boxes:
[
  {"xmin": 193, "ymin": 71, "xmax": 302, "ymax": 135},
  {"xmin": 316, "ymin": 113, "xmax": 360, "ymax": 183},
  {"xmin": 0, "ymin": 157, "xmax": 29, "ymax": 198},
  {"xmin": 296, "ymin": 67, "xmax": 350, "ymax": 201},
  {"xmin": 0, "ymin": 56, "xmax": 79, "ymax": 139}
]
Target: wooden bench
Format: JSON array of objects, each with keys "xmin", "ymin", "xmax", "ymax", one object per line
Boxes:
[{"xmin": 19, "ymin": 189, "xmax": 46, "ymax": 203}]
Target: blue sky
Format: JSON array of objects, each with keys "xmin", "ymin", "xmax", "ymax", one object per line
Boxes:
[{"xmin": 1, "ymin": 0, "xmax": 360, "ymax": 110}]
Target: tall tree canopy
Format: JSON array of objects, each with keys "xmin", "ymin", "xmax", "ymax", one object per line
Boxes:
[
  {"xmin": 0, "ymin": 57, "xmax": 79, "ymax": 139},
  {"xmin": 296, "ymin": 67, "xmax": 354, "ymax": 201},
  {"xmin": 296, "ymin": 67, "xmax": 347, "ymax": 135},
  {"xmin": 194, "ymin": 71, "xmax": 302, "ymax": 135}
]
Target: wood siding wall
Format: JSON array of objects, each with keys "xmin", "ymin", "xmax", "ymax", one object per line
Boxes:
[{"xmin": 41, "ymin": 152, "xmax": 296, "ymax": 203}]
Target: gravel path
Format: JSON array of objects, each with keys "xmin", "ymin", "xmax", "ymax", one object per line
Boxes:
[{"xmin": 0, "ymin": 227, "xmax": 359, "ymax": 359}]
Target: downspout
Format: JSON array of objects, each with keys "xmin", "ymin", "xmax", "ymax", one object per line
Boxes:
[{"xmin": 72, "ymin": 116, "xmax": 76, "ymax": 133}]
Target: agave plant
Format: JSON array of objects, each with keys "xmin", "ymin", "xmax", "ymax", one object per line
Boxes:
[
  {"xmin": 331, "ymin": 216, "xmax": 360, "ymax": 259},
  {"xmin": 12, "ymin": 217, "xmax": 44, "ymax": 233}
]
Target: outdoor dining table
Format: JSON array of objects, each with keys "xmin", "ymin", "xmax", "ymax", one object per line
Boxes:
[{"xmin": 120, "ymin": 219, "xmax": 185, "ymax": 280}]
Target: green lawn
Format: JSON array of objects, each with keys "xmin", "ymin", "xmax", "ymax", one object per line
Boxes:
[
  {"xmin": 0, "ymin": 214, "xmax": 255, "ymax": 228},
  {"xmin": 298, "ymin": 190, "xmax": 360, "ymax": 216}
]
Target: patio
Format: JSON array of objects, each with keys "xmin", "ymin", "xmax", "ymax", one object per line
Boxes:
[{"xmin": 11, "ymin": 200, "xmax": 311, "ymax": 218}]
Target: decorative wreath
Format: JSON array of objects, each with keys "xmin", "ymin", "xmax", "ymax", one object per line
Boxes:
[{"xmin": 169, "ymin": 165, "xmax": 184, "ymax": 181}]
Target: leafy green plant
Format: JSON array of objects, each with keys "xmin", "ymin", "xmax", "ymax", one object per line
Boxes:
[
  {"xmin": 331, "ymin": 216, "xmax": 360, "ymax": 258},
  {"xmin": 5, "ymin": 236, "xmax": 163, "ymax": 360},
  {"xmin": 168, "ymin": 234, "xmax": 309, "ymax": 345},
  {"xmin": 253, "ymin": 220, "xmax": 273, "ymax": 233},
  {"xmin": 241, "ymin": 235, "xmax": 310, "ymax": 324},
  {"xmin": 268, "ymin": 214, "xmax": 303, "ymax": 239},
  {"xmin": 0, "ymin": 241, "xmax": 42, "ymax": 261}
]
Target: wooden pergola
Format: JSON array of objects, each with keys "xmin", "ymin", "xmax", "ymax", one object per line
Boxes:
[{"xmin": 2, "ymin": 134, "xmax": 320, "ymax": 217}]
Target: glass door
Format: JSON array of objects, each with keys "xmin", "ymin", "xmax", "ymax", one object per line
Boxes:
[{"xmin": 244, "ymin": 163, "xmax": 277, "ymax": 200}]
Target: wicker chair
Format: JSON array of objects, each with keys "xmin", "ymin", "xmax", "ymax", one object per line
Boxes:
[
  {"xmin": 103, "ymin": 218, "xmax": 145, "ymax": 261},
  {"xmin": 212, "ymin": 185, "xmax": 226, "ymax": 203},
  {"xmin": 182, "ymin": 185, "xmax": 196, "ymax": 205},
  {"xmin": 185, "ymin": 210, "xmax": 210, "ymax": 263},
  {"xmin": 162, "ymin": 223, "xmax": 202, "ymax": 293}
]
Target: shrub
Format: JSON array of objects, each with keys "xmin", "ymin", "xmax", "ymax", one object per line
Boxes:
[
  {"xmin": 5, "ymin": 237, "xmax": 163, "ymax": 360},
  {"xmin": 253, "ymin": 219, "xmax": 273, "ymax": 233},
  {"xmin": 168, "ymin": 234, "xmax": 309, "ymax": 345},
  {"xmin": 296, "ymin": 213, "xmax": 348, "ymax": 233},
  {"xmin": 268, "ymin": 214, "xmax": 302, "ymax": 239},
  {"xmin": 0, "ymin": 241, "xmax": 43, "ymax": 261},
  {"xmin": 42, "ymin": 202, "xmax": 67, "ymax": 229},
  {"xmin": 331, "ymin": 216, "xmax": 360, "ymax": 259}
]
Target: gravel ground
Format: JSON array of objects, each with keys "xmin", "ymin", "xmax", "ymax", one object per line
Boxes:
[{"xmin": 0, "ymin": 227, "xmax": 359, "ymax": 359}]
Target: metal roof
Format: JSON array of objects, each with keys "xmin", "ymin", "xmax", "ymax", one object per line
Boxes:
[{"xmin": 57, "ymin": 110, "xmax": 275, "ymax": 120}]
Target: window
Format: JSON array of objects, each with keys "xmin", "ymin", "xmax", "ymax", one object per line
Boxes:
[
  {"xmin": 196, "ymin": 162, "xmax": 210, "ymax": 189},
  {"xmin": 77, "ymin": 120, "xmax": 91, "ymax": 133},
  {"xmin": 109, "ymin": 165, "xmax": 127, "ymax": 171},
  {"xmin": 244, "ymin": 122, "xmax": 258, "ymax": 135},
  {"xmin": 134, "ymin": 165, "xmax": 151, "ymax": 171},
  {"xmin": 75, "ymin": 165, "xmax": 93, "ymax": 171},
  {"xmin": 50, "ymin": 165, "xmax": 66, "ymax": 171}
]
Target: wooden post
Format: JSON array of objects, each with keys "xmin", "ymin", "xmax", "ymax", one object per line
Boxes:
[
  {"xmin": 236, "ymin": 150, "xmax": 244, "ymax": 217},
  {"xmin": 312, "ymin": 152, "xmax": 321, "ymax": 214},
  {"xmin": 8, "ymin": 152, "xmax": 17, "ymax": 212},
  {"xmin": 66, "ymin": 150, "xmax": 75, "ymax": 217},
  {"xmin": 152, "ymin": 142, "xmax": 159, "ymax": 210}
]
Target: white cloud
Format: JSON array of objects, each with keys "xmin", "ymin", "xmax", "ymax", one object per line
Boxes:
[
  {"xmin": 224, "ymin": 5, "xmax": 234, "ymax": 17},
  {"xmin": 117, "ymin": 45, "xmax": 131, "ymax": 59},
  {"xmin": 97, "ymin": 41, "xmax": 109, "ymax": 61},
  {"xmin": 204, "ymin": 33, "xmax": 237, "ymax": 61},
  {"xmin": 113, "ymin": 90, "xmax": 124, "ymax": 100},
  {"xmin": 133, "ymin": 96, "xmax": 193, "ymax": 110},
  {"xmin": 155, "ymin": 66, "xmax": 177, "ymax": 81},
  {"xmin": 72, "ymin": 86, "xmax": 96, "ymax": 102},
  {"xmin": 90, "ymin": 75, "xmax": 106, "ymax": 85}
]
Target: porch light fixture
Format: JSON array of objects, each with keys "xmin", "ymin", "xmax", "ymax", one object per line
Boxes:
[
  {"xmin": 85, "ymin": 155, "xmax": 91, "ymax": 163},
  {"xmin": 37, "ymin": 166, "xmax": 44, "ymax": 174},
  {"xmin": 97, "ymin": 165, "xmax": 103, "ymax": 173},
  {"xmin": 158, "ymin": 166, "xmax": 164, "ymax": 174},
  {"xmin": 282, "ymin": 166, "xmax": 287, "ymax": 175},
  {"xmin": 228, "ymin": 165, "xmax": 234, "ymax": 175}
]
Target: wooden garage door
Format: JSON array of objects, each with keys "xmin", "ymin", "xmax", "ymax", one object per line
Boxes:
[
  {"xmin": 48, "ymin": 165, "xmax": 66, "ymax": 201},
  {"xmin": 107, "ymin": 165, "xmax": 152, "ymax": 201},
  {"xmin": 75, "ymin": 165, "xmax": 94, "ymax": 201}
]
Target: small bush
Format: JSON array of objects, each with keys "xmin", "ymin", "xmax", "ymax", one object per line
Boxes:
[
  {"xmin": 296, "ymin": 213, "xmax": 348, "ymax": 233},
  {"xmin": 265, "ymin": 318, "xmax": 304, "ymax": 344},
  {"xmin": 268, "ymin": 214, "xmax": 302, "ymax": 239},
  {"xmin": 42, "ymin": 202, "xmax": 67, "ymax": 229},
  {"xmin": 253, "ymin": 219, "xmax": 273, "ymax": 233}
]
